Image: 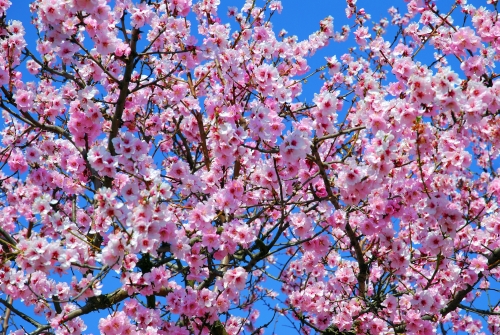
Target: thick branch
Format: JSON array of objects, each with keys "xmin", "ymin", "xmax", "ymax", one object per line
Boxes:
[
  {"xmin": 440, "ymin": 247, "xmax": 500, "ymax": 316},
  {"xmin": 28, "ymin": 287, "xmax": 172, "ymax": 335},
  {"xmin": 0, "ymin": 298, "xmax": 42, "ymax": 329},
  {"xmin": 108, "ymin": 27, "xmax": 140, "ymax": 157},
  {"xmin": 311, "ymin": 145, "xmax": 368, "ymax": 298},
  {"xmin": 184, "ymin": 69, "xmax": 211, "ymax": 171},
  {"xmin": 344, "ymin": 217, "xmax": 368, "ymax": 298},
  {"xmin": 0, "ymin": 227, "xmax": 16, "ymax": 246},
  {"xmin": 195, "ymin": 112, "xmax": 211, "ymax": 171}
]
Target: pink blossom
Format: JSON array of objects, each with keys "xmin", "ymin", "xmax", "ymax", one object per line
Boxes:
[
  {"xmin": 14, "ymin": 89, "xmax": 33, "ymax": 110},
  {"xmin": 452, "ymin": 27, "xmax": 481, "ymax": 55},
  {"xmin": 223, "ymin": 267, "xmax": 247, "ymax": 291},
  {"xmin": 7, "ymin": 148, "xmax": 28, "ymax": 173}
]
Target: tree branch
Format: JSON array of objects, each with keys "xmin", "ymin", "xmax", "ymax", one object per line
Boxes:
[
  {"xmin": 458, "ymin": 304, "xmax": 500, "ymax": 316},
  {"xmin": 108, "ymin": 27, "xmax": 140, "ymax": 157},
  {"xmin": 27, "ymin": 286, "xmax": 172, "ymax": 335},
  {"xmin": 440, "ymin": 247, "xmax": 500, "ymax": 316},
  {"xmin": 0, "ymin": 297, "xmax": 12, "ymax": 335},
  {"xmin": 0, "ymin": 298, "xmax": 42, "ymax": 329},
  {"xmin": 311, "ymin": 144, "xmax": 368, "ymax": 298}
]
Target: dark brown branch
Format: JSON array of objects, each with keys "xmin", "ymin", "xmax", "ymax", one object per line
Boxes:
[
  {"xmin": 440, "ymin": 247, "xmax": 500, "ymax": 316},
  {"xmin": 108, "ymin": 27, "xmax": 140, "ymax": 157},
  {"xmin": 0, "ymin": 227, "xmax": 16, "ymax": 246},
  {"xmin": 0, "ymin": 298, "xmax": 42, "ymax": 329},
  {"xmin": 184, "ymin": 68, "xmax": 211, "ymax": 171},
  {"xmin": 458, "ymin": 304, "xmax": 500, "ymax": 316},
  {"xmin": 195, "ymin": 112, "xmax": 211, "ymax": 171},
  {"xmin": 314, "ymin": 126, "xmax": 365, "ymax": 145},
  {"xmin": 344, "ymin": 216, "xmax": 368, "ymax": 298},
  {"xmin": 28, "ymin": 286, "xmax": 172, "ymax": 335},
  {"xmin": 311, "ymin": 145, "xmax": 368, "ymax": 298}
]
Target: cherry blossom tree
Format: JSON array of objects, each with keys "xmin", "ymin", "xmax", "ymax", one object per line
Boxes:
[{"xmin": 0, "ymin": 0, "xmax": 500, "ymax": 334}]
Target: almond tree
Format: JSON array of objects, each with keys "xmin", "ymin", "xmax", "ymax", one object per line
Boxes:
[{"xmin": 0, "ymin": 0, "xmax": 499, "ymax": 335}]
